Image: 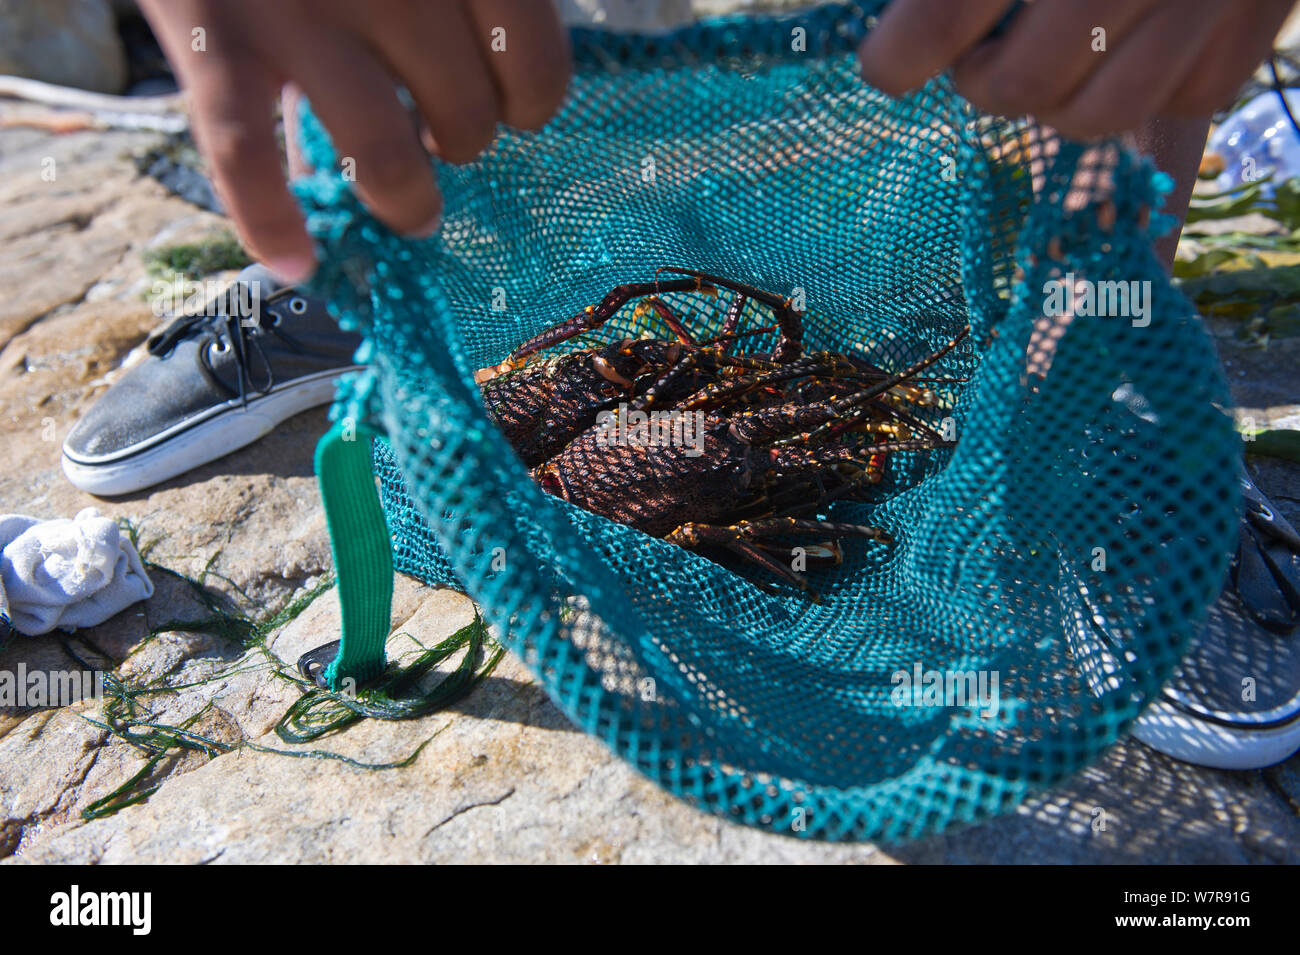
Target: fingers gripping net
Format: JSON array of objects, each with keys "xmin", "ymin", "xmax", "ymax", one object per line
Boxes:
[{"xmin": 293, "ymin": 2, "xmax": 1240, "ymax": 841}]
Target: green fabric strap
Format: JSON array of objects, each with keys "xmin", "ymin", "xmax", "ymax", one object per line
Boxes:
[{"xmin": 315, "ymin": 419, "xmax": 393, "ymax": 690}]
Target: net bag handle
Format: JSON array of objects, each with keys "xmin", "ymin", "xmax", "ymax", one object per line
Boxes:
[{"xmin": 298, "ymin": 419, "xmax": 393, "ymax": 691}]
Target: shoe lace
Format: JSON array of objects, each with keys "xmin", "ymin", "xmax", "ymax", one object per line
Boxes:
[{"xmin": 147, "ymin": 286, "xmax": 308, "ymax": 408}]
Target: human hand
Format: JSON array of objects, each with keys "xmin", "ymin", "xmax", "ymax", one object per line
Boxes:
[
  {"xmin": 138, "ymin": 0, "xmax": 571, "ymax": 282},
  {"xmin": 858, "ymin": 0, "xmax": 1296, "ymax": 139}
]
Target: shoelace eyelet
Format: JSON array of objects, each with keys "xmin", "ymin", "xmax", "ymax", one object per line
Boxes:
[{"xmin": 288, "ymin": 297, "xmax": 308, "ymax": 315}]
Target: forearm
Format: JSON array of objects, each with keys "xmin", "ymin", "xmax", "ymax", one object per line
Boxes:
[{"xmin": 1133, "ymin": 115, "xmax": 1214, "ymax": 272}]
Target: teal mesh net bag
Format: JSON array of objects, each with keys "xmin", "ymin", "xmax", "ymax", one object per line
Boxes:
[{"xmin": 292, "ymin": 1, "xmax": 1241, "ymax": 842}]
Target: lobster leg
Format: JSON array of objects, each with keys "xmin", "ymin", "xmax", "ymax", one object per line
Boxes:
[
  {"xmin": 631, "ymin": 289, "xmax": 819, "ymax": 413},
  {"xmin": 668, "ymin": 517, "xmax": 893, "ymax": 600},
  {"xmin": 768, "ymin": 458, "xmax": 892, "ymax": 516},
  {"xmin": 718, "ymin": 362, "xmax": 961, "ymax": 448},
  {"xmin": 737, "ymin": 516, "xmax": 892, "ymax": 544},
  {"xmin": 769, "ymin": 438, "xmax": 953, "ymax": 470},
  {"xmin": 630, "ymin": 337, "xmax": 800, "ymax": 413},
  {"xmin": 815, "ymin": 398, "xmax": 948, "ymax": 444},
  {"xmin": 680, "ymin": 351, "xmax": 879, "ymax": 412},
  {"xmin": 631, "ymin": 342, "xmax": 801, "ymax": 413},
  {"xmin": 728, "ymin": 391, "xmax": 942, "ymax": 447},
  {"xmin": 671, "ymin": 527, "xmax": 817, "ymax": 594},
  {"xmin": 508, "ymin": 277, "xmax": 715, "ymax": 364},
  {"xmin": 753, "ymin": 538, "xmax": 844, "ymax": 566},
  {"xmin": 799, "ymin": 326, "xmax": 971, "ymax": 443},
  {"xmin": 630, "ymin": 347, "xmax": 705, "ymax": 412},
  {"xmin": 632, "ymin": 296, "xmax": 701, "ymax": 346},
  {"xmin": 714, "ymin": 292, "xmax": 748, "ymax": 355},
  {"xmin": 656, "ymin": 267, "xmax": 804, "ymax": 363}
]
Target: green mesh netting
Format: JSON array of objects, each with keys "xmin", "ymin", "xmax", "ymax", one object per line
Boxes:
[{"xmin": 292, "ymin": 1, "xmax": 1241, "ymax": 842}]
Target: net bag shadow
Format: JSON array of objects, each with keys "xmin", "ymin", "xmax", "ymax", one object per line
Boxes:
[{"xmin": 292, "ymin": 1, "xmax": 1241, "ymax": 842}]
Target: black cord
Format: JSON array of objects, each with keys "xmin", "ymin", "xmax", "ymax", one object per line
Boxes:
[{"xmin": 1270, "ymin": 53, "xmax": 1300, "ymax": 144}]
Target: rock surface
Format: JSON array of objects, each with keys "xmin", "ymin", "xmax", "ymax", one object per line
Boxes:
[
  {"xmin": 1, "ymin": 51, "xmax": 1298, "ymax": 865},
  {"xmin": 0, "ymin": 0, "xmax": 127, "ymax": 94}
]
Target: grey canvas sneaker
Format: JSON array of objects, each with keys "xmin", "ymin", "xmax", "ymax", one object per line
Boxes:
[
  {"xmin": 62, "ymin": 265, "xmax": 363, "ymax": 496},
  {"xmin": 1132, "ymin": 472, "xmax": 1300, "ymax": 769}
]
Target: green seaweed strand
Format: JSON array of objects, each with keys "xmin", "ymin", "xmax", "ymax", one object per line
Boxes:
[
  {"xmin": 275, "ymin": 614, "xmax": 505, "ymax": 744},
  {"xmin": 59, "ymin": 545, "xmax": 503, "ymax": 822}
]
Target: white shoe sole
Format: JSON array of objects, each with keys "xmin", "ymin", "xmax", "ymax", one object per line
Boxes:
[
  {"xmin": 1131, "ymin": 698, "xmax": 1300, "ymax": 770},
  {"xmin": 62, "ymin": 369, "xmax": 360, "ymax": 497}
]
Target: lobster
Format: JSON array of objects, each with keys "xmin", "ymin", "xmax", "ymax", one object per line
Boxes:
[
  {"xmin": 476, "ymin": 268, "xmax": 948, "ymax": 464},
  {"xmin": 475, "ymin": 269, "xmax": 807, "ymax": 466},
  {"xmin": 530, "ymin": 330, "xmax": 966, "ymax": 596},
  {"xmin": 475, "ymin": 268, "xmax": 969, "ymax": 596}
]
